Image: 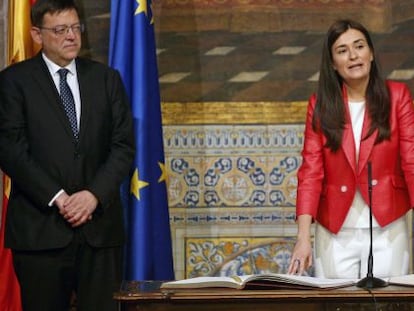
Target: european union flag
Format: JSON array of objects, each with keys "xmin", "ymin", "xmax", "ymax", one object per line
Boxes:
[{"xmin": 109, "ymin": 0, "xmax": 174, "ymax": 281}]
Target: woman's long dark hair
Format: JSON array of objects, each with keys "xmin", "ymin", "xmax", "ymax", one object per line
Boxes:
[{"xmin": 312, "ymin": 19, "xmax": 390, "ymax": 152}]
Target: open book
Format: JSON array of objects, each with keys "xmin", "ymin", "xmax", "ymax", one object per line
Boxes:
[
  {"xmin": 387, "ymin": 274, "xmax": 414, "ymax": 286},
  {"xmin": 160, "ymin": 273, "xmax": 356, "ymax": 290}
]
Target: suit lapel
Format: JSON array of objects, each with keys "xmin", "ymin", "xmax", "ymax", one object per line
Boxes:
[
  {"xmin": 31, "ymin": 54, "xmax": 77, "ymax": 139},
  {"xmin": 342, "ymin": 102, "xmax": 357, "ymax": 173},
  {"xmin": 340, "ymin": 85, "xmax": 377, "ymax": 175},
  {"xmin": 75, "ymin": 58, "xmax": 91, "ymax": 142},
  {"xmin": 357, "ymin": 111, "xmax": 377, "ymax": 175}
]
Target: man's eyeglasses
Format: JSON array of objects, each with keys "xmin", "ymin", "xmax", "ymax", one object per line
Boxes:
[{"xmin": 38, "ymin": 24, "xmax": 85, "ymax": 36}]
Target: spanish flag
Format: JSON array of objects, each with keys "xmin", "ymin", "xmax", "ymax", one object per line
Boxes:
[
  {"xmin": 7, "ymin": 0, "xmax": 39, "ymax": 65},
  {"xmin": 1, "ymin": 1, "xmax": 38, "ymax": 310}
]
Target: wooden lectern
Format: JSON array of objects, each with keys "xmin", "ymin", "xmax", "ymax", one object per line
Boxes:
[{"xmin": 114, "ymin": 281, "xmax": 414, "ymax": 311}]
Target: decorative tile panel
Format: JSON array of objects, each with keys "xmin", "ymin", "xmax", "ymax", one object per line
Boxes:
[
  {"xmin": 164, "ymin": 124, "xmax": 305, "ymax": 278},
  {"xmin": 185, "ymin": 237, "xmax": 297, "ymax": 278}
]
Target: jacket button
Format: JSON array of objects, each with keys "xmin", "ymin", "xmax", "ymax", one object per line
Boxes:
[
  {"xmin": 372, "ymin": 179, "xmax": 378, "ymax": 186},
  {"xmin": 340, "ymin": 185, "xmax": 347, "ymax": 192}
]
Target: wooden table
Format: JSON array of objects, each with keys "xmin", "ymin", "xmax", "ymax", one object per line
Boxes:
[{"xmin": 114, "ymin": 281, "xmax": 414, "ymax": 311}]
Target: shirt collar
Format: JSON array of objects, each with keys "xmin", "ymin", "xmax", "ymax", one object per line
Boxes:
[{"xmin": 42, "ymin": 53, "xmax": 76, "ymax": 76}]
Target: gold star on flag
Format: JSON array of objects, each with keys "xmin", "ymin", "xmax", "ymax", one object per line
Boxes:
[
  {"xmin": 135, "ymin": 0, "xmax": 147, "ymax": 16},
  {"xmin": 130, "ymin": 168, "xmax": 149, "ymax": 200},
  {"xmin": 158, "ymin": 162, "xmax": 166, "ymax": 183}
]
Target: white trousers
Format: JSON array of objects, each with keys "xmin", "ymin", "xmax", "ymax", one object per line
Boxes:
[{"xmin": 314, "ymin": 217, "xmax": 410, "ymax": 279}]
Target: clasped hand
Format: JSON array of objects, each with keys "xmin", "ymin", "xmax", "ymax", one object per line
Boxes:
[{"xmin": 55, "ymin": 190, "xmax": 98, "ymax": 227}]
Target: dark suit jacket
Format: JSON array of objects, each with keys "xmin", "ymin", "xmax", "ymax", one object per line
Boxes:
[
  {"xmin": 296, "ymin": 81, "xmax": 414, "ymax": 234},
  {"xmin": 0, "ymin": 53, "xmax": 135, "ymax": 250}
]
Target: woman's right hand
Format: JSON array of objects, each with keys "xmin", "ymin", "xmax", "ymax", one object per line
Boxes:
[
  {"xmin": 287, "ymin": 237, "xmax": 312, "ymax": 275},
  {"xmin": 287, "ymin": 214, "xmax": 313, "ymax": 275}
]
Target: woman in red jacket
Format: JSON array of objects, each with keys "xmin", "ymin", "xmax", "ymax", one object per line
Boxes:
[{"xmin": 288, "ymin": 19, "xmax": 414, "ymax": 278}]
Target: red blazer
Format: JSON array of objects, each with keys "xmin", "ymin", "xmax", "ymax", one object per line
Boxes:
[{"xmin": 296, "ymin": 81, "xmax": 414, "ymax": 234}]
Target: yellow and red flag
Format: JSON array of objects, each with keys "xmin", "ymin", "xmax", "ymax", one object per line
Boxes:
[
  {"xmin": 1, "ymin": 1, "xmax": 38, "ymax": 310},
  {"xmin": 7, "ymin": 0, "xmax": 39, "ymax": 65},
  {"xmin": 0, "ymin": 175, "xmax": 17, "ymax": 311}
]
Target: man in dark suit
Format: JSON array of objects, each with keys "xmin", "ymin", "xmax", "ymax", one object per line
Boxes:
[{"xmin": 0, "ymin": 0, "xmax": 135, "ymax": 310}]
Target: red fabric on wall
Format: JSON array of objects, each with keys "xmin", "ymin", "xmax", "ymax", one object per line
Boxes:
[{"xmin": 0, "ymin": 176, "xmax": 21, "ymax": 311}]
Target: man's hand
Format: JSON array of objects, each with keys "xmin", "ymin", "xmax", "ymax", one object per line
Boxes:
[
  {"xmin": 60, "ymin": 190, "xmax": 98, "ymax": 227},
  {"xmin": 55, "ymin": 191, "xmax": 70, "ymax": 216}
]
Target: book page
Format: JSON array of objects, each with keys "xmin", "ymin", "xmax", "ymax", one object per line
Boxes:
[
  {"xmin": 388, "ymin": 274, "xmax": 414, "ymax": 286},
  {"xmin": 161, "ymin": 276, "xmax": 242, "ymax": 289},
  {"xmin": 246, "ymin": 274, "xmax": 355, "ymax": 288}
]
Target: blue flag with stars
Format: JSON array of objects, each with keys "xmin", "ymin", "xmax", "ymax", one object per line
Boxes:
[{"xmin": 109, "ymin": 0, "xmax": 174, "ymax": 281}]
